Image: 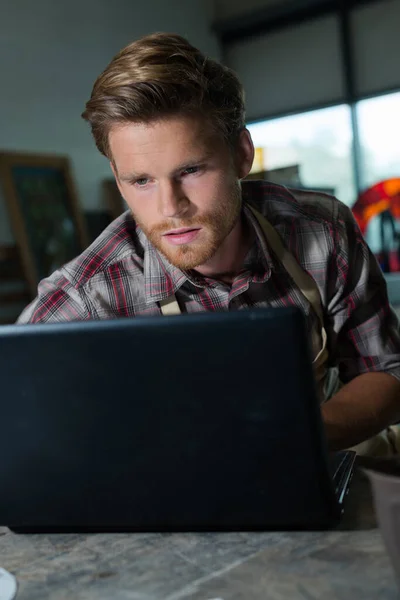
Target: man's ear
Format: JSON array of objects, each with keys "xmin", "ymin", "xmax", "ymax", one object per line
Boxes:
[
  {"xmin": 110, "ymin": 161, "xmax": 124, "ymax": 199},
  {"xmin": 234, "ymin": 129, "xmax": 255, "ymax": 179}
]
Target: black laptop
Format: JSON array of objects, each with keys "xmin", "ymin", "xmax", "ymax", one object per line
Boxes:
[{"xmin": 0, "ymin": 307, "xmax": 355, "ymax": 532}]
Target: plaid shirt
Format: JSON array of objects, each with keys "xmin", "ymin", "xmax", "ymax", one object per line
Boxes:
[{"xmin": 17, "ymin": 180, "xmax": 400, "ymax": 384}]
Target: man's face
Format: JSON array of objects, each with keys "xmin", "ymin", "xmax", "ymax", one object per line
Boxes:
[{"xmin": 109, "ymin": 115, "xmax": 249, "ymax": 270}]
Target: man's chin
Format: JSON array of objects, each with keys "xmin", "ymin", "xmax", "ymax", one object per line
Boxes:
[
  {"xmin": 161, "ymin": 248, "xmax": 208, "ymax": 271},
  {"xmin": 158, "ymin": 241, "xmax": 216, "ymax": 271}
]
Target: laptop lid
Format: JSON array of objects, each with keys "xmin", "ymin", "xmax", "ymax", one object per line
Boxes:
[{"xmin": 0, "ymin": 307, "xmax": 341, "ymax": 531}]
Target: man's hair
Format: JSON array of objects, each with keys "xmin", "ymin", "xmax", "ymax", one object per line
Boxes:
[{"xmin": 82, "ymin": 32, "xmax": 245, "ymax": 159}]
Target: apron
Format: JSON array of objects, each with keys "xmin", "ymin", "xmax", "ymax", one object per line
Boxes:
[{"xmin": 159, "ymin": 205, "xmax": 398, "ymax": 456}]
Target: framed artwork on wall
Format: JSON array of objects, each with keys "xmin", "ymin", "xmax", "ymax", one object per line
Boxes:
[{"xmin": 0, "ymin": 152, "xmax": 89, "ymax": 297}]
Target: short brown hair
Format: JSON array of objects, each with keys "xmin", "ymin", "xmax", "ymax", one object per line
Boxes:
[{"xmin": 82, "ymin": 32, "xmax": 245, "ymax": 158}]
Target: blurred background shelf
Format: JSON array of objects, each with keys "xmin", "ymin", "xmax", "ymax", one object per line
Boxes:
[{"xmin": 0, "ymin": 245, "xmax": 30, "ymax": 324}]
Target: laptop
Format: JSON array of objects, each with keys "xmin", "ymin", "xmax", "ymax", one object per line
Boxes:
[{"xmin": 0, "ymin": 307, "xmax": 355, "ymax": 532}]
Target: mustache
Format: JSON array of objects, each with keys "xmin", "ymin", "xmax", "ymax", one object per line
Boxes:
[{"xmin": 150, "ymin": 214, "xmax": 215, "ymax": 236}]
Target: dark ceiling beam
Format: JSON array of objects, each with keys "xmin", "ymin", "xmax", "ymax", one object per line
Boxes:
[{"xmin": 214, "ymin": 0, "xmax": 377, "ymax": 44}]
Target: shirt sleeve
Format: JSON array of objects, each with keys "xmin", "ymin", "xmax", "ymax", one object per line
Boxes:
[
  {"xmin": 326, "ymin": 201, "xmax": 400, "ymax": 383},
  {"xmin": 16, "ymin": 271, "xmax": 91, "ymax": 324}
]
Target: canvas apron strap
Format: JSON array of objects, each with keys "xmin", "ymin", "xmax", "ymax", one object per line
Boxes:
[
  {"xmin": 159, "ymin": 205, "xmax": 329, "ymax": 395},
  {"xmin": 247, "ymin": 208, "xmax": 397, "ymax": 455},
  {"xmin": 247, "ymin": 206, "xmax": 329, "ymax": 392},
  {"xmin": 159, "ymin": 296, "xmax": 181, "ymax": 316}
]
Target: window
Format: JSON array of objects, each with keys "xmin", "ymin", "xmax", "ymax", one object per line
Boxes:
[
  {"xmin": 357, "ymin": 91, "xmax": 400, "ymax": 191},
  {"xmin": 247, "ymin": 105, "xmax": 356, "ymax": 206}
]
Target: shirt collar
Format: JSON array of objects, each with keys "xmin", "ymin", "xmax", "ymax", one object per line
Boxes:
[
  {"xmin": 142, "ymin": 202, "xmax": 275, "ymax": 304},
  {"xmin": 143, "ymin": 232, "xmax": 188, "ymax": 304}
]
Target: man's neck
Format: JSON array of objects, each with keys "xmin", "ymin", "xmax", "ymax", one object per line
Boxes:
[{"xmin": 193, "ymin": 213, "xmax": 254, "ymax": 285}]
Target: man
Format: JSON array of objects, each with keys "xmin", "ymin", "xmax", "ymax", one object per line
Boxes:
[{"xmin": 18, "ymin": 33, "xmax": 400, "ymax": 452}]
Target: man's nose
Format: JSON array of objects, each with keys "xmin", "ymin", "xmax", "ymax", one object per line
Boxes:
[{"xmin": 158, "ymin": 180, "xmax": 189, "ymax": 218}]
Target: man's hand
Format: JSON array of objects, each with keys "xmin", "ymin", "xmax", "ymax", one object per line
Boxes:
[{"xmin": 321, "ymin": 372, "xmax": 400, "ymax": 451}]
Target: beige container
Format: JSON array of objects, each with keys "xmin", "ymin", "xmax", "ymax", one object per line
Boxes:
[{"xmin": 365, "ymin": 458, "xmax": 400, "ymax": 586}]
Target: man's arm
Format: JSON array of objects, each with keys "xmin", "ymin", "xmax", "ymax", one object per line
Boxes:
[
  {"xmin": 322, "ymin": 372, "xmax": 400, "ymax": 450},
  {"xmin": 17, "ymin": 271, "xmax": 91, "ymax": 324},
  {"xmin": 322, "ymin": 201, "xmax": 400, "ymax": 450}
]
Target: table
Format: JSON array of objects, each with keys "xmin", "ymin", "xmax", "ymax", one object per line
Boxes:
[{"xmin": 0, "ymin": 463, "xmax": 398, "ymax": 600}]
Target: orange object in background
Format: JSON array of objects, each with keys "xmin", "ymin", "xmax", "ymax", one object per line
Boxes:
[
  {"xmin": 352, "ymin": 178, "xmax": 400, "ymax": 235},
  {"xmin": 352, "ymin": 179, "xmax": 400, "ymax": 273}
]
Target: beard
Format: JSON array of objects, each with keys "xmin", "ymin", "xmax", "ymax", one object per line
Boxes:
[{"xmin": 133, "ymin": 184, "xmax": 242, "ymax": 270}]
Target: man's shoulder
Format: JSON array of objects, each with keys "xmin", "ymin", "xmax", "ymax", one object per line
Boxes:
[
  {"xmin": 60, "ymin": 210, "xmax": 143, "ymax": 289},
  {"xmin": 242, "ymin": 180, "xmax": 349, "ymax": 228}
]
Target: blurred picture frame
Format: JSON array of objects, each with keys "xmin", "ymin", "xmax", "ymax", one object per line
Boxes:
[{"xmin": 0, "ymin": 152, "xmax": 89, "ymax": 297}]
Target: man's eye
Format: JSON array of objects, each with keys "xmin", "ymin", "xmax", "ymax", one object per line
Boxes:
[
  {"xmin": 182, "ymin": 166, "xmax": 200, "ymax": 176},
  {"xmin": 134, "ymin": 178, "xmax": 150, "ymax": 187}
]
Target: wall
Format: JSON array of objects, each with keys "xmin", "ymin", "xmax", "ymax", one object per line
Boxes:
[
  {"xmin": 214, "ymin": 0, "xmax": 288, "ymax": 19},
  {"xmin": 225, "ymin": 13, "xmax": 344, "ymax": 121},
  {"xmin": 0, "ymin": 0, "xmax": 219, "ymax": 244},
  {"xmin": 351, "ymin": 0, "xmax": 400, "ymax": 96}
]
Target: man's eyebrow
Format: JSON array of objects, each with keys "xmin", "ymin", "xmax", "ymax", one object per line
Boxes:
[
  {"xmin": 119, "ymin": 171, "xmax": 149, "ymax": 182},
  {"xmin": 118, "ymin": 153, "xmax": 213, "ymax": 182}
]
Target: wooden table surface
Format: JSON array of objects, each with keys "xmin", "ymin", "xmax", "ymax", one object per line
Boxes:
[{"xmin": 0, "ymin": 463, "xmax": 398, "ymax": 600}]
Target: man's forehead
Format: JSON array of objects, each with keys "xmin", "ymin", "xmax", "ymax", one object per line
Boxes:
[
  {"xmin": 109, "ymin": 116, "xmax": 217, "ymax": 148},
  {"xmin": 109, "ymin": 117, "xmax": 224, "ymax": 172}
]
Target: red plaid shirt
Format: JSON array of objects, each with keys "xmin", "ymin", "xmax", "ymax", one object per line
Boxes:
[{"xmin": 17, "ymin": 181, "xmax": 400, "ymax": 384}]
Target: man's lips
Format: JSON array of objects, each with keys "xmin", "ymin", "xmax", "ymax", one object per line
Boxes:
[
  {"xmin": 162, "ymin": 227, "xmax": 201, "ymax": 246},
  {"xmin": 163, "ymin": 227, "xmax": 200, "ymax": 235}
]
